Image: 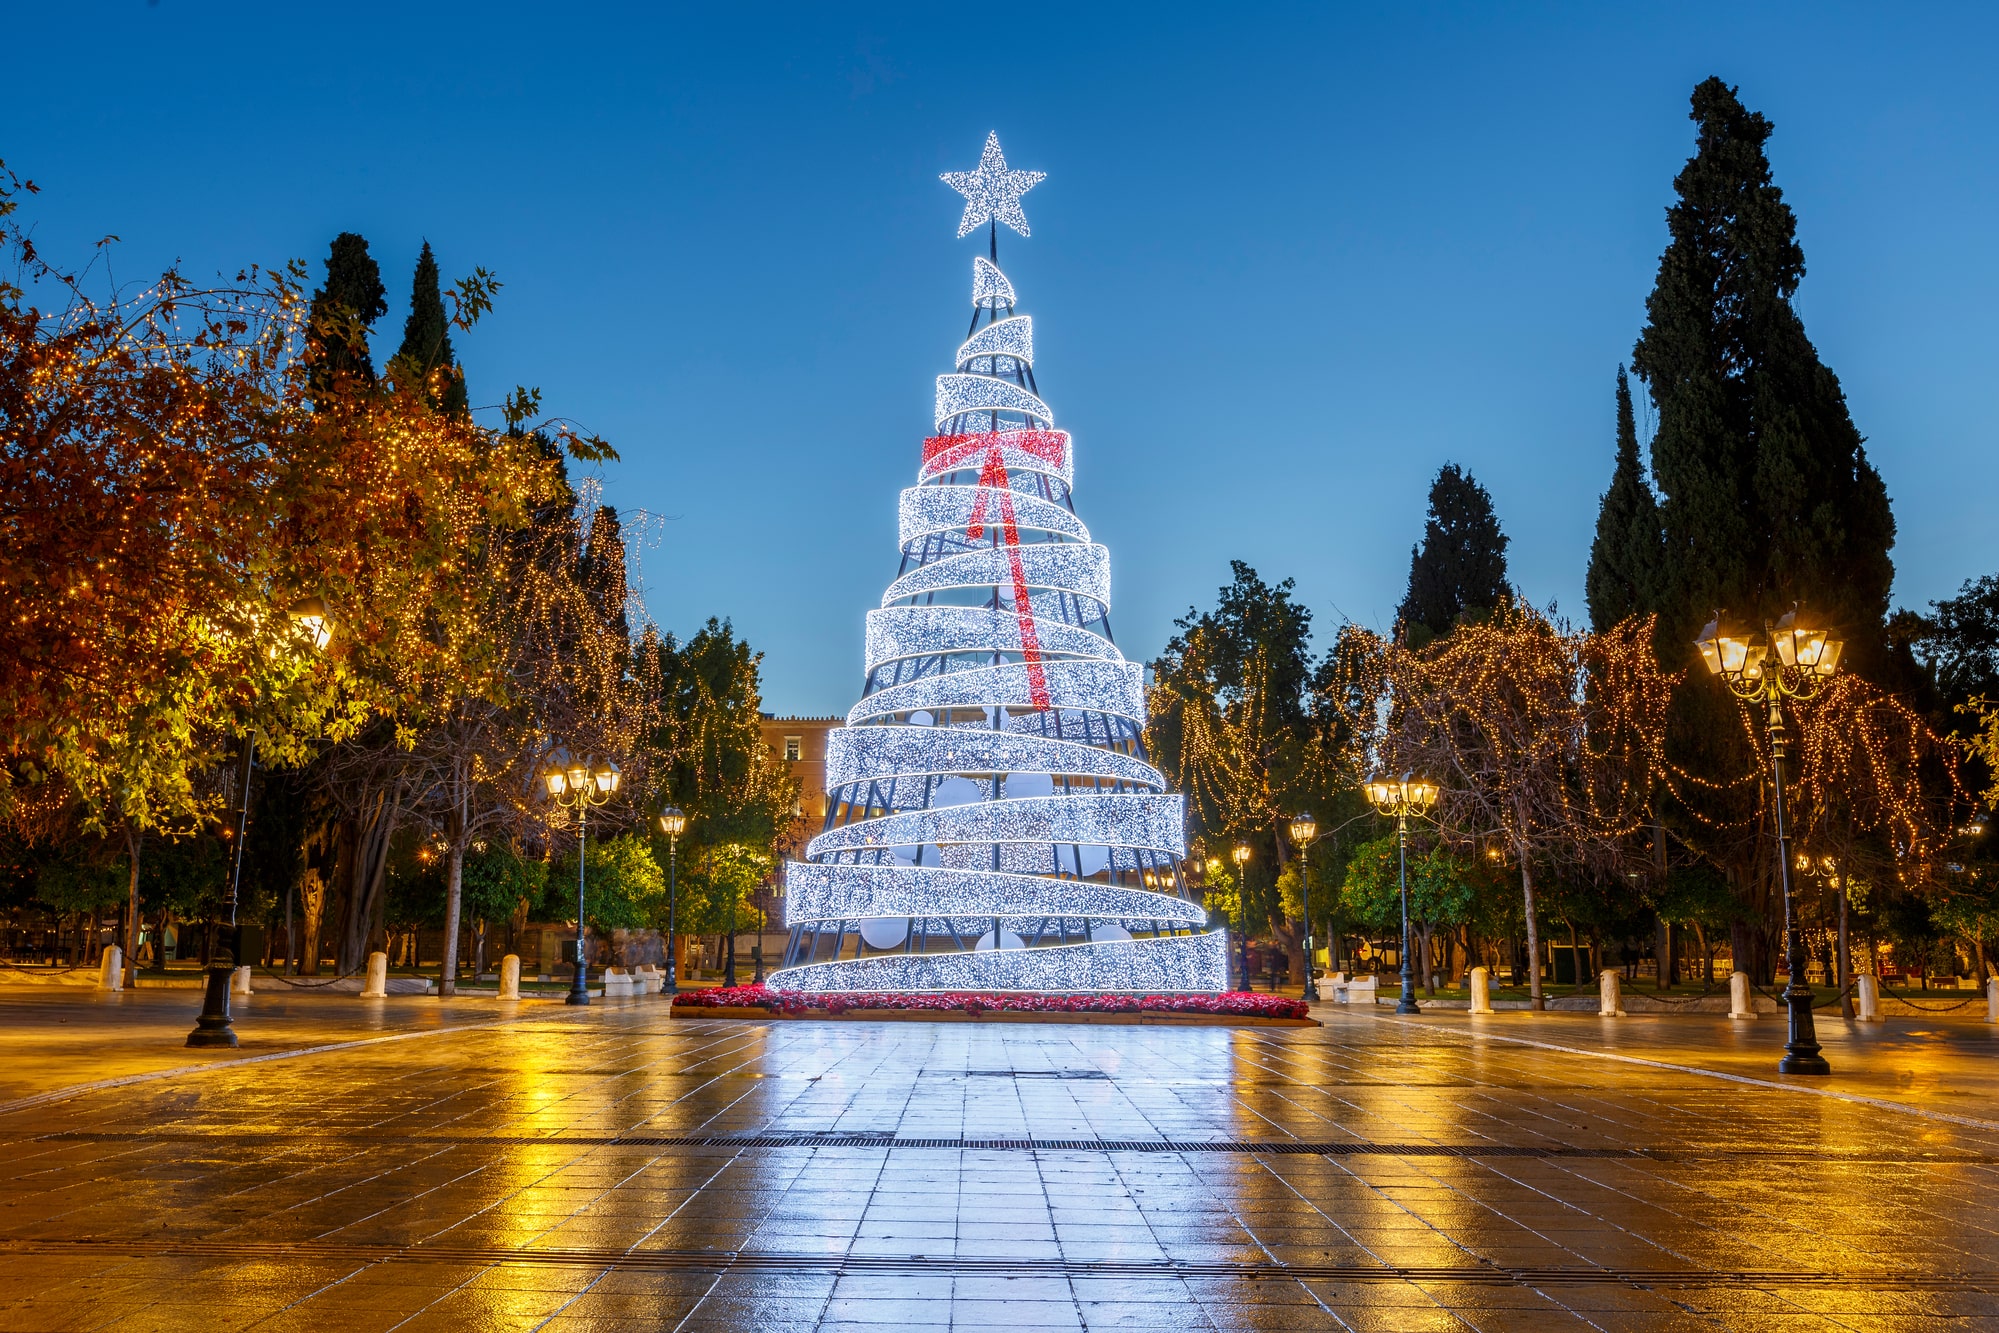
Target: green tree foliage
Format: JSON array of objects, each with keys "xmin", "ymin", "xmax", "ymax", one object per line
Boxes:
[
  {"xmin": 670, "ymin": 842, "xmax": 770, "ymax": 937},
  {"xmin": 394, "ymin": 241, "xmax": 469, "ymax": 418},
  {"xmin": 637, "ymin": 619, "xmax": 795, "ymax": 863},
  {"xmin": 549, "ymin": 833, "xmax": 664, "ymax": 933},
  {"xmin": 1909, "ymin": 575, "xmax": 1999, "ymax": 716},
  {"xmin": 1149, "ymin": 561, "xmax": 1315, "ymax": 847},
  {"xmin": 35, "ymin": 850, "xmax": 125, "ymax": 918},
  {"xmin": 1200, "ymin": 862, "xmax": 1240, "ymax": 931},
  {"xmin": 1338, "ymin": 834, "xmax": 1477, "ymax": 936},
  {"xmin": 1630, "ymin": 77, "xmax": 1895, "ymax": 664},
  {"xmin": 1585, "ymin": 367, "xmax": 1663, "ymax": 631},
  {"xmin": 579, "ymin": 506, "xmax": 632, "ymax": 647},
  {"xmin": 305, "ymin": 232, "xmax": 387, "ymax": 402},
  {"xmin": 1397, "ymin": 464, "xmax": 1510, "ymax": 648},
  {"xmin": 461, "ymin": 843, "xmax": 547, "ymax": 926}
]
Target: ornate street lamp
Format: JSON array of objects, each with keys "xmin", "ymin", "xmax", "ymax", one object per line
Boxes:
[
  {"xmin": 1697, "ymin": 609, "xmax": 1842, "ymax": 1075},
  {"xmin": 540, "ymin": 747, "xmax": 621, "ymax": 1006},
  {"xmin": 658, "ymin": 806, "xmax": 686, "ymax": 996},
  {"xmin": 1232, "ymin": 842, "xmax": 1253, "ymax": 991},
  {"xmin": 1287, "ymin": 813, "xmax": 1321, "ymax": 1001},
  {"xmin": 1364, "ymin": 772, "xmax": 1440, "ymax": 1016},
  {"xmin": 189, "ymin": 596, "xmax": 335, "ymax": 1049}
]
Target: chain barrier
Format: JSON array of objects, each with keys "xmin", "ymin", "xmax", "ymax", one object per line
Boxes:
[
  {"xmin": 252, "ymin": 965, "xmax": 369, "ymax": 990},
  {"xmin": 1878, "ymin": 982, "xmax": 1987, "ymax": 1013},
  {"xmin": 1744, "ymin": 974, "xmax": 1991, "ymax": 1014}
]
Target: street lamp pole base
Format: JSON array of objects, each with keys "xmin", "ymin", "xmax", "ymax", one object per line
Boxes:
[
  {"xmin": 186, "ymin": 966, "xmax": 239, "ymax": 1048},
  {"xmin": 567, "ymin": 963, "xmax": 591, "ymax": 1006},
  {"xmin": 1780, "ymin": 988, "xmax": 1829, "ymax": 1074},
  {"xmin": 1396, "ymin": 998, "xmax": 1422, "ymax": 1015}
]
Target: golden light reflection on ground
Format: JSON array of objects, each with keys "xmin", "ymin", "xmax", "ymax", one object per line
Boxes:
[{"xmin": 0, "ymin": 989, "xmax": 1994, "ymax": 1329}]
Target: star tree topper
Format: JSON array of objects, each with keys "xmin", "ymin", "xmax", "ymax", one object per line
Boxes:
[{"xmin": 941, "ymin": 132, "xmax": 1045, "ymax": 239}]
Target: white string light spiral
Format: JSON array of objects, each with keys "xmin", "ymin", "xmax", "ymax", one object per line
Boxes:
[{"xmin": 769, "ymin": 139, "xmax": 1224, "ymax": 994}]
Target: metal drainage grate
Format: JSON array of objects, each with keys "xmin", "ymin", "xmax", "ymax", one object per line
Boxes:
[
  {"xmin": 0, "ymin": 1236, "xmax": 1986, "ymax": 1293},
  {"xmin": 25, "ymin": 1128, "xmax": 1992, "ymax": 1166}
]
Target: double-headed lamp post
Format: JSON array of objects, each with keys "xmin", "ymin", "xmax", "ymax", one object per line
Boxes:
[
  {"xmin": 1232, "ymin": 843, "xmax": 1253, "ymax": 991},
  {"xmin": 658, "ymin": 806, "xmax": 686, "ymax": 996},
  {"xmin": 188, "ymin": 596, "xmax": 334, "ymax": 1049},
  {"xmin": 1364, "ymin": 773, "xmax": 1440, "ymax": 1016},
  {"xmin": 1287, "ymin": 813, "xmax": 1320, "ymax": 1001},
  {"xmin": 1697, "ymin": 609, "xmax": 1842, "ymax": 1075},
  {"xmin": 539, "ymin": 748, "xmax": 621, "ymax": 1006}
]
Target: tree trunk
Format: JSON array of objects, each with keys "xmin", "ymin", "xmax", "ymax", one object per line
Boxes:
[
  {"xmin": 339, "ymin": 792, "xmax": 399, "ymax": 973},
  {"xmin": 299, "ymin": 869, "xmax": 326, "ymax": 975},
  {"xmin": 1520, "ymin": 853, "xmax": 1543, "ymax": 1010},
  {"xmin": 440, "ymin": 840, "xmax": 464, "ymax": 998},
  {"xmin": 122, "ymin": 823, "xmax": 142, "ymax": 987}
]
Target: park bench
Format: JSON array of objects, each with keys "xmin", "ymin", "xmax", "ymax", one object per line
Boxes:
[{"xmin": 1324, "ymin": 973, "xmax": 1378, "ymax": 1005}]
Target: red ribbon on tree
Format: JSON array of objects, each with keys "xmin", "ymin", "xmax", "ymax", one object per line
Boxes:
[{"xmin": 920, "ymin": 430, "xmax": 1066, "ymax": 712}]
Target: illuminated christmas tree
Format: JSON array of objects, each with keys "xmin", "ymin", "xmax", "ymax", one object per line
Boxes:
[{"xmin": 768, "ymin": 134, "xmax": 1226, "ymax": 994}]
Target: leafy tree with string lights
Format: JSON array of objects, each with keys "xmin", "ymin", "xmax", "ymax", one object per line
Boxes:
[
  {"xmin": 1333, "ymin": 606, "xmax": 1676, "ymax": 1008},
  {"xmin": 1149, "ymin": 562, "xmax": 1323, "ymax": 977}
]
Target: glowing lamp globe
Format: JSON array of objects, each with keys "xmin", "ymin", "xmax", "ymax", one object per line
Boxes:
[
  {"xmin": 658, "ymin": 806, "xmax": 687, "ymax": 838},
  {"xmin": 1288, "ymin": 813, "xmax": 1318, "ymax": 846},
  {"xmin": 540, "ymin": 747, "xmax": 574, "ymax": 797},
  {"xmin": 1771, "ymin": 610, "xmax": 1843, "ymax": 677},
  {"xmin": 287, "ymin": 595, "xmax": 334, "ymax": 652}
]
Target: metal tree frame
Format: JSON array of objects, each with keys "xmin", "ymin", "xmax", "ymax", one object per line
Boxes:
[{"xmin": 770, "ymin": 147, "xmax": 1223, "ymax": 995}]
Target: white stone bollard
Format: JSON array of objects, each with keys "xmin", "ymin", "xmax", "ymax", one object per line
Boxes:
[
  {"xmin": 231, "ymin": 965, "xmax": 253, "ymax": 995},
  {"xmin": 1987, "ymin": 976, "xmax": 1997, "ymax": 1024},
  {"xmin": 1728, "ymin": 970, "xmax": 1754, "ymax": 1019},
  {"xmin": 1469, "ymin": 966, "xmax": 1494, "ymax": 1014},
  {"xmin": 98, "ymin": 945, "xmax": 123, "ymax": 991},
  {"xmin": 499, "ymin": 954, "xmax": 521, "ymax": 1001},
  {"xmin": 1599, "ymin": 968, "xmax": 1625, "ymax": 1017},
  {"xmin": 1856, "ymin": 973, "xmax": 1880, "ymax": 1022},
  {"xmin": 361, "ymin": 950, "xmax": 389, "ymax": 998}
]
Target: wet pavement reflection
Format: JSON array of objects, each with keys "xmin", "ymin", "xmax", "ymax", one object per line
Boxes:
[{"xmin": 0, "ymin": 991, "xmax": 1995, "ymax": 1329}]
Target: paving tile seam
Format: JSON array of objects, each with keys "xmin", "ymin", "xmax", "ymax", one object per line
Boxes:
[
  {"xmin": 0, "ymin": 1237, "xmax": 1987, "ymax": 1293},
  {"xmin": 1375, "ymin": 1015, "xmax": 1999, "ymax": 1134}
]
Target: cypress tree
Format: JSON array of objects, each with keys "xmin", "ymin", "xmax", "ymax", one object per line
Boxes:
[
  {"xmin": 305, "ymin": 232, "xmax": 387, "ymax": 404},
  {"xmin": 1584, "ymin": 367, "xmax": 1663, "ymax": 631},
  {"xmin": 1398, "ymin": 463, "xmax": 1510, "ymax": 648},
  {"xmin": 396, "ymin": 241, "xmax": 469, "ymax": 417},
  {"xmin": 1631, "ymin": 78, "xmax": 1895, "ymax": 664}
]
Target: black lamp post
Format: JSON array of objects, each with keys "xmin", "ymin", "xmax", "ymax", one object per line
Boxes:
[
  {"xmin": 1697, "ymin": 609, "xmax": 1843, "ymax": 1075},
  {"xmin": 1232, "ymin": 843, "xmax": 1253, "ymax": 991},
  {"xmin": 188, "ymin": 597, "xmax": 333, "ymax": 1049},
  {"xmin": 658, "ymin": 806, "xmax": 685, "ymax": 995},
  {"xmin": 1288, "ymin": 813, "xmax": 1320, "ymax": 1001},
  {"xmin": 540, "ymin": 748, "xmax": 621, "ymax": 1006},
  {"xmin": 1365, "ymin": 772, "xmax": 1440, "ymax": 1016}
]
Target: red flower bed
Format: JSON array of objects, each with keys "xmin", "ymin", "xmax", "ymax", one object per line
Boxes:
[{"xmin": 672, "ymin": 984, "xmax": 1309, "ymax": 1020}]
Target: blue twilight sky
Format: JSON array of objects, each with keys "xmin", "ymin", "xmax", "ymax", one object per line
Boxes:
[{"xmin": 10, "ymin": 3, "xmax": 1997, "ymax": 716}]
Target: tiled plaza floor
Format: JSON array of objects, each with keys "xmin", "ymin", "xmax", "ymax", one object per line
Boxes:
[{"xmin": 0, "ymin": 989, "xmax": 1995, "ymax": 1330}]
